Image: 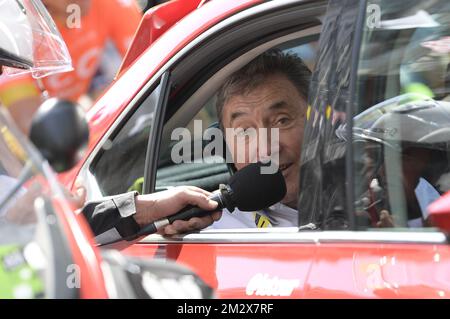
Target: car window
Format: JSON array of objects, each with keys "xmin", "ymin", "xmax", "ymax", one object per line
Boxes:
[
  {"xmin": 91, "ymin": 81, "xmax": 162, "ymax": 196},
  {"xmin": 151, "ymin": 38, "xmax": 318, "ymax": 211},
  {"xmin": 353, "ymin": 0, "xmax": 450, "ymax": 229}
]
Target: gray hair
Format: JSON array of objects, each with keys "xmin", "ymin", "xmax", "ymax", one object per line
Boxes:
[{"xmin": 216, "ymin": 49, "xmax": 311, "ymax": 128}]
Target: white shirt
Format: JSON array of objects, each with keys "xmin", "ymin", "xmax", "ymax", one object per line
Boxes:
[
  {"xmin": 410, "ymin": 177, "xmax": 441, "ymax": 227},
  {"xmin": 209, "ymin": 202, "xmax": 298, "ymax": 229}
]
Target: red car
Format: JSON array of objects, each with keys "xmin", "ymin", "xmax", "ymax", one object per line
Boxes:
[{"xmin": 62, "ymin": 0, "xmax": 450, "ymax": 298}]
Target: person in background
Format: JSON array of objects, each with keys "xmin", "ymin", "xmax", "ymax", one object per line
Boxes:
[{"xmin": 0, "ymin": 0, "xmax": 142, "ymax": 135}]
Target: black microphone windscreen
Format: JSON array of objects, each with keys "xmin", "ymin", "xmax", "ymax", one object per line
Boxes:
[{"xmin": 229, "ymin": 162, "xmax": 287, "ymax": 211}]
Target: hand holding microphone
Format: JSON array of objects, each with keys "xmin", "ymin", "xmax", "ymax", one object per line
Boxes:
[
  {"xmin": 129, "ymin": 162, "xmax": 287, "ymax": 240},
  {"xmin": 133, "ymin": 186, "xmax": 222, "ymax": 236}
]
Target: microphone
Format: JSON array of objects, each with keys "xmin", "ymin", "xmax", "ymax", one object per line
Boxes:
[{"xmin": 129, "ymin": 162, "xmax": 287, "ymax": 240}]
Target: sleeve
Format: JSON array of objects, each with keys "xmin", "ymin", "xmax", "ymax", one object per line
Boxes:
[
  {"xmin": 81, "ymin": 191, "xmax": 141, "ymax": 244},
  {"xmin": 0, "ymin": 74, "xmax": 41, "ymax": 108},
  {"xmin": 106, "ymin": 0, "xmax": 143, "ymax": 56}
]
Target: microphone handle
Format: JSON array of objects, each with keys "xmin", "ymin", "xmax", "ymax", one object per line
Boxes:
[
  {"xmin": 132, "ymin": 192, "xmax": 225, "ymax": 239},
  {"xmin": 168, "ymin": 205, "xmax": 218, "ymax": 223}
]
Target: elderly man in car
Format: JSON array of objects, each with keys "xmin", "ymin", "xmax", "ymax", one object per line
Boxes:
[{"xmin": 211, "ymin": 49, "xmax": 311, "ymax": 228}]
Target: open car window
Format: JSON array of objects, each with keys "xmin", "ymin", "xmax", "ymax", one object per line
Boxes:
[{"xmin": 152, "ymin": 36, "xmax": 319, "ymax": 230}]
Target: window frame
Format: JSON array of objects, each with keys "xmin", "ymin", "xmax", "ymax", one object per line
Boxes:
[{"xmin": 143, "ymin": 72, "xmax": 171, "ymax": 194}]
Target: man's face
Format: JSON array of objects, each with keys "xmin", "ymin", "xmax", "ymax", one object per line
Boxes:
[{"xmin": 221, "ymin": 73, "xmax": 307, "ymax": 208}]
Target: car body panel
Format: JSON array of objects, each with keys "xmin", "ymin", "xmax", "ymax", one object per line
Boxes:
[
  {"xmin": 117, "ymin": 237, "xmax": 450, "ymax": 298},
  {"xmin": 116, "ymin": 242, "xmax": 314, "ymax": 298},
  {"xmin": 52, "ymin": 197, "xmax": 108, "ymax": 298},
  {"xmin": 118, "ymin": 0, "xmax": 204, "ymax": 76}
]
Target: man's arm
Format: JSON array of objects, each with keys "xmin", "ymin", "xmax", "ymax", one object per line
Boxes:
[
  {"xmin": 80, "ymin": 186, "xmax": 222, "ymax": 244},
  {"xmin": 81, "ymin": 192, "xmax": 141, "ymax": 243}
]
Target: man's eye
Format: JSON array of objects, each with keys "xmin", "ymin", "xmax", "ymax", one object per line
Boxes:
[{"xmin": 275, "ymin": 117, "xmax": 291, "ymax": 126}]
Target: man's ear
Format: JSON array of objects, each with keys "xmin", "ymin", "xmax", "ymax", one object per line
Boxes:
[{"xmin": 0, "ymin": 66, "xmax": 3, "ymax": 75}]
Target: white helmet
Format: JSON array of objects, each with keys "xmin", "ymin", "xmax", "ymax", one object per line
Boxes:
[
  {"xmin": 354, "ymin": 95, "xmax": 450, "ymax": 152},
  {"xmin": 0, "ymin": 0, "xmax": 72, "ymax": 78},
  {"xmin": 353, "ymin": 94, "xmax": 450, "ymax": 193}
]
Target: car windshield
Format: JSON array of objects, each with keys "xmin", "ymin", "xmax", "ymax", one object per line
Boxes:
[
  {"xmin": 353, "ymin": 0, "xmax": 450, "ymax": 229},
  {"xmin": 0, "ymin": 108, "xmax": 68, "ymax": 298}
]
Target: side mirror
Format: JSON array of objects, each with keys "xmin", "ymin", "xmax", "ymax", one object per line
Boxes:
[
  {"xmin": 30, "ymin": 98, "xmax": 89, "ymax": 173},
  {"xmin": 427, "ymin": 192, "xmax": 450, "ymax": 233}
]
